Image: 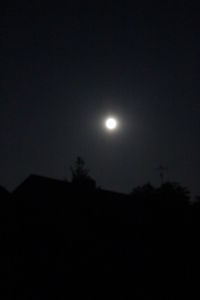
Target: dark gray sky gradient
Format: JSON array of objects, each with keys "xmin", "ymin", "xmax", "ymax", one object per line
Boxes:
[{"xmin": 0, "ymin": 1, "xmax": 200, "ymax": 195}]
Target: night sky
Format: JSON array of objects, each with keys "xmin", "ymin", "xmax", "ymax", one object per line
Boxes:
[{"xmin": 0, "ymin": 1, "xmax": 200, "ymax": 196}]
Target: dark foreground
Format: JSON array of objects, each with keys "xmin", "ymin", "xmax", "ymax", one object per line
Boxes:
[{"xmin": 1, "ymin": 175, "xmax": 200, "ymax": 299}]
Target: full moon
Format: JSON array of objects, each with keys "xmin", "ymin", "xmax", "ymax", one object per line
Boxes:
[{"xmin": 105, "ymin": 117, "xmax": 118, "ymax": 130}]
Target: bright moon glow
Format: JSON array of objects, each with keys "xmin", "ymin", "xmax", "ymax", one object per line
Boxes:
[{"xmin": 105, "ymin": 117, "xmax": 118, "ymax": 130}]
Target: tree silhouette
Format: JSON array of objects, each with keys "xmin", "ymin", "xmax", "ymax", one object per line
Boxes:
[
  {"xmin": 70, "ymin": 156, "xmax": 96, "ymax": 189},
  {"xmin": 131, "ymin": 181, "xmax": 190, "ymax": 207},
  {"xmin": 131, "ymin": 182, "xmax": 156, "ymax": 198},
  {"xmin": 158, "ymin": 181, "xmax": 190, "ymax": 208}
]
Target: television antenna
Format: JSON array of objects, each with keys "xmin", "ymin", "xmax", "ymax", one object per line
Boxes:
[{"xmin": 156, "ymin": 165, "xmax": 168, "ymax": 185}]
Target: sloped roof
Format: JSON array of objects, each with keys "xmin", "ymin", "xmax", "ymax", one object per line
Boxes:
[
  {"xmin": 13, "ymin": 174, "xmax": 70, "ymax": 195},
  {"xmin": 12, "ymin": 174, "xmax": 131, "ymax": 219},
  {"xmin": 13, "ymin": 174, "xmax": 129, "ymax": 198}
]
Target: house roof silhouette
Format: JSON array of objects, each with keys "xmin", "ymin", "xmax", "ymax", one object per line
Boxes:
[
  {"xmin": 13, "ymin": 174, "xmax": 128, "ymax": 199},
  {"xmin": 11, "ymin": 174, "xmax": 131, "ymax": 225}
]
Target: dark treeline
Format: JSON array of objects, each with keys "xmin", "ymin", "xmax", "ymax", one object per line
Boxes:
[{"xmin": 0, "ymin": 159, "xmax": 200, "ymax": 299}]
